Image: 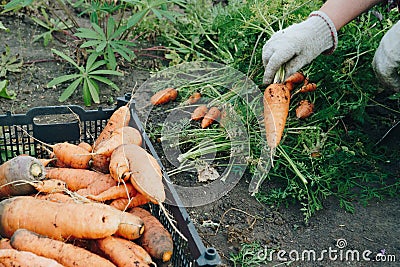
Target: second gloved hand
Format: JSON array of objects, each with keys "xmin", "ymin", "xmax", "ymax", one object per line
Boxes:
[{"xmin": 262, "ymin": 11, "xmax": 337, "ymax": 84}]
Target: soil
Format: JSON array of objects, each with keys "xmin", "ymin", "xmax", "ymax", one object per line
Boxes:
[{"xmin": 1, "ymin": 14, "xmax": 400, "ymax": 267}]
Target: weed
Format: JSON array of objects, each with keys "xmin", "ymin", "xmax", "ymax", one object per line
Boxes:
[
  {"xmin": 0, "ymin": 45, "xmax": 23, "ymax": 78},
  {"xmin": 47, "ymin": 49, "xmax": 122, "ymax": 106}
]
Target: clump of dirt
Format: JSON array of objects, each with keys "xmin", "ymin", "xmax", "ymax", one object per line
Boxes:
[{"xmin": 2, "ymin": 14, "xmax": 400, "ymax": 267}]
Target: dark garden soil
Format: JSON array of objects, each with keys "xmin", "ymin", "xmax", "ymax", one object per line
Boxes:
[{"xmin": 1, "ymin": 14, "xmax": 400, "ymax": 267}]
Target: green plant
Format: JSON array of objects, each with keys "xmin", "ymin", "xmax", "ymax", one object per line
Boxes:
[
  {"xmin": 0, "ymin": 45, "xmax": 23, "ymax": 78},
  {"xmin": 47, "ymin": 49, "xmax": 122, "ymax": 106},
  {"xmin": 31, "ymin": 8, "xmax": 73, "ymax": 46},
  {"xmin": 0, "ymin": 80, "xmax": 16, "ymax": 100},
  {"xmin": 74, "ymin": 16, "xmax": 137, "ymax": 71}
]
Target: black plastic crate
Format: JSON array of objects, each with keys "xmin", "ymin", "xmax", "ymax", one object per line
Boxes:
[{"xmin": 0, "ymin": 96, "xmax": 221, "ymax": 267}]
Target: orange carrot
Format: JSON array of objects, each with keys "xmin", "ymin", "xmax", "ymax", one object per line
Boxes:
[
  {"xmin": 96, "ymin": 236, "xmax": 153, "ymax": 267},
  {"xmin": 10, "ymin": 229, "xmax": 116, "ymax": 267},
  {"xmin": 201, "ymin": 106, "xmax": 221, "ymax": 128},
  {"xmin": 75, "ymin": 174, "xmax": 116, "ymax": 196},
  {"xmin": 108, "ymin": 144, "xmax": 131, "ymax": 182},
  {"xmin": 285, "ymin": 72, "xmax": 305, "ymax": 84},
  {"xmin": 295, "ymin": 99, "xmax": 314, "ymax": 119},
  {"xmin": 45, "ymin": 168, "xmax": 115, "ymax": 191},
  {"xmin": 129, "ymin": 207, "xmax": 174, "ymax": 262},
  {"xmin": 0, "ymin": 155, "xmax": 46, "ymax": 198},
  {"xmin": 52, "ymin": 142, "xmax": 91, "ymax": 169},
  {"xmin": 34, "ymin": 192, "xmax": 75, "ymax": 203},
  {"xmin": 114, "ymin": 212, "xmax": 145, "ymax": 240},
  {"xmin": 30, "ymin": 179, "xmax": 67, "ymax": 194},
  {"xmin": 110, "ymin": 144, "xmax": 165, "ymax": 203},
  {"xmin": 0, "ymin": 196, "xmax": 121, "ymax": 240},
  {"xmin": 263, "ymin": 83, "xmax": 291, "ymax": 149},
  {"xmin": 185, "ymin": 92, "xmax": 202, "ymax": 105},
  {"xmin": 191, "ymin": 105, "xmax": 208, "ymax": 121},
  {"xmin": 94, "ymin": 126, "xmax": 143, "ymax": 157},
  {"xmin": 0, "ymin": 248, "xmax": 64, "ymax": 267},
  {"xmin": 298, "ymin": 82, "xmax": 317, "ymax": 93},
  {"xmin": 109, "ymin": 194, "xmax": 150, "ymax": 211},
  {"xmin": 86, "ymin": 183, "xmax": 137, "ymax": 202},
  {"xmin": 78, "ymin": 141, "xmax": 93, "ymax": 152},
  {"xmin": 0, "ymin": 238, "xmax": 12, "ymax": 249},
  {"xmin": 150, "ymin": 88, "xmax": 178, "ymax": 105},
  {"xmin": 94, "ymin": 105, "xmax": 131, "ymax": 147},
  {"xmin": 90, "ymin": 154, "xmax": 111, "ymax": 174}
]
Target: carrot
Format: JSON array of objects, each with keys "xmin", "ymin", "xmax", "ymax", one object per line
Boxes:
[
  {"xmin": 0, "ymin": 196, "xmax": 121, "ymax": 240},
  {"xmin": 25, "ymin": 179, "xmax": 67, "ymax": 194},
  {"xmin": 109, "ymin": 194, "xmax": 150, "ymax": 211},
  {"xmin": 10, "ymin": 229, "xmax": 116, "ymax": 267},
  {"xmin": 46, "ymin": 167, "xmax": 116, "ymax": 191},
  {"xmin": 78, "ymin": 141, "xmax": 93, "ymax": 152},
  {"xmin": 263, "ymin": 83, "xmax": 291, "ymax": 149},
  {"xmin": 114, "ymin": 212, "xmax": 145, "ymax": 240},
  {"xmin": 38, "ymin": 158, "xmax": 56, "ymax": 167},
  {"xmin": 86, "ymin": 183, "xmax": 136, "ymax": 202},
  {"xmin": 108, "ymin": 144, "xmax": 131, "ymax": 182},
  {"xmin": 298, "ymin": 82, "xmax": 317, "ymax": 93},
  {"xmin": 90, "ymin": 154, "xmax": 111, "ymax": 174},
  {"xmin": 94, "ymin": 126, "xmax": 143, "ymax": 157},
  {"xmin": 0, "ymin": 155, "xmax": 46, "ymax": 198},
  {"xmin": 75, "ymin": 174, "xmax": 117, "ymax": 196},
  {"xmin": 191, "ymin": 105, "xmax": 208, "ymax": 121},
  {"xmin": 0, "ymin": 238, "xmax": 12, "ymax": 249},
  {"xmin": 0, "ymin": 249, "xmax": 64, "ymax": 267},
  {"xmin": 185, "ymin": 92, "xmax": 202, "ymax": 105},
  {"xmin": 285, "ymin": 72, "xmax": 305, "ymax": 84},
  {"xmin": 35, "ymin": 192, "xmax": 75, "ymax": 203},
  {"xmin": 51, "ymin": 142, "xmax": 92, "ymax": 169},
  {"xmin": 96, "ymin": 236, "xmax": 153, "ymax": 267},
  {"xmin": 201, "ymin": 106, "xmax": 221, "ymax": 128},
  {"xmin": 94, "ymin": 105, "xmax": 131, "ymax": 147},
  {"xmin": 91, "ymin": 126, "xmax": 142, "ymax": 174},
  {"xmin": 110, "ymin": 144, "xmax": 165, "ymax": 203},
  {"xmin": 150, "ymin": 87, "xmax": 178, "ymax": 105},
  {"xmin": 129, "ymin": 207, "xmax": 174, "ymax": 262},
  {"xmin": 295, "ymin": 99, "xmax": 314, "ymax": 119}
]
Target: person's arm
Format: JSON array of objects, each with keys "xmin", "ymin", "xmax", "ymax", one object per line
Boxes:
[{"xmin": 320, "ymin": 0, "xmax": 384, "ymax": 30}]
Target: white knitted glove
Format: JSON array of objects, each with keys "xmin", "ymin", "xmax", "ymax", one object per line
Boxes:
[
  {"xmin": 372, "ymin": 21, "xmax": 400, "ymax": 91},
  {"xmin": 262, "ymin": 11, "xmax": 338, "ymax": 84}
]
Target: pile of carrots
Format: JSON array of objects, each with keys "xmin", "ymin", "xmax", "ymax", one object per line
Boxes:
[{"xmin": 0, "ymin": 106, "xmax": 174, "ymax": 267}]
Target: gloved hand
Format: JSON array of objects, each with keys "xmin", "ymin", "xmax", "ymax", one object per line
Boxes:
[
  {"xmin": 372, "ymin": 21, "xmax": 400, "ymax": 91},
  {"xmin": 262, "ymin": 11, "xmax": 338, "ymax": 84}
]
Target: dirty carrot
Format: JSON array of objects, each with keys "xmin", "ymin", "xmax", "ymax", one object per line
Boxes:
[
  {"xmin": 191, "ymin": 105, "xmax": 208, "ymax": 121},
  {"xmin": 284, "ymin": 72, "xmax": 305, "ymax": 85},
  {"xmin": 263, "ymin": 83, "xmax": 291, "ymax": 149},
  {"xmin": 86, "ymin": 183, "xmax": 136, "ymax": 202},
  {"xmin": 109, "ymin": 194, "xmax": 150, "ymax": 211},
  {"xmin": 75, "ymin": 174, "xmax": 116, "ymax": 196},
  {"xmin": 201, "ymin": 106, "xmax": 221, "ymax": 128},
  {"xmin": 150, "ymin": 88, "xmax": 178, "ymax": 105},
  {"xmin": 129, "ymin": 207, "xmax": 174, "ymax": 262},
  {"xmin": 295, "ymin": 99, "xmax": 315, "ymax": 119},
  {"xmin": 185, "ymin": 92, "xmax": 202, "ymax": 105},
  {"xmin": 10, "ymin": 229, "xmax": 116, "ymax": 267},
  {"xmin": 51, "ymin": 142, "xmax": 92, "ymax": 169},
  {"xmin": 114, "ymin": 212, "xmax": 145, "ymax": 240},
  {"xmin": 0, "ymin": 155, "xmax": 46, "ymax": 198},
  {"xmin": 96, "ymin": 236, "xmax": 153, "ymax": 267},
  {"xmin": 0, "ymin": 196, "xmax": 121, "ymax": 240},
  {"xmin": 45, "ymin": 168, "xmax": 115, "ymax": 191},
  {"xmin": 94, "ymin": 105, "xmax": 131, "ymax": 147},
  {"xmin": 110, "ymin": 144, "xmax": 165, "ymax": 203},
  {"xmin": 298, "ymin": 82, "xmax": 317, "ymax": 93},
  {"xmin": 0, "ymin": 248, "xmax": 64, "ymax": 267}
]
